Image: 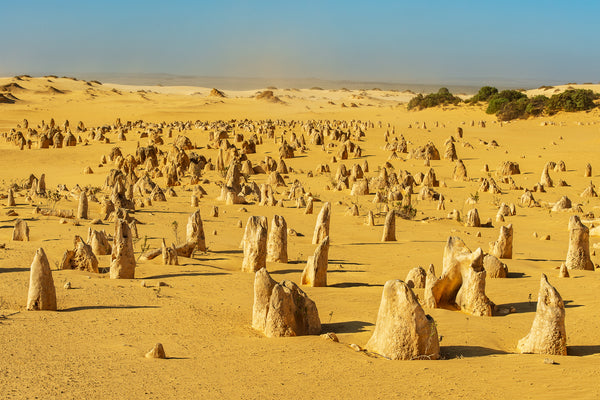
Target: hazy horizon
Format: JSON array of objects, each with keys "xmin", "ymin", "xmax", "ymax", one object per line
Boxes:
[
  {"xmin": 1, "ymin": 1, "xmax": 599, "ymax": 87},
  {"xmin": 3, "ymin": 72, "xmax": 591, "ymax": 94}
]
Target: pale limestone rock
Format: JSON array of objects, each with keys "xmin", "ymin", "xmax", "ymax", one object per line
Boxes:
[
  {"xmin": 267, "ymin": 215, "xmax": 288, "ymax": 263},
  {"xmin": 584, "ymin": 163, "xmax": 592, "ymax": 178},
  {"xmin": 304, "ymin": 197, "xmax": 314, "ymax": 214},
  {"xmin": 65, "ymin": 236, "xmax": 99, "ymax": 273},
  {"xmin": 427, "ymin": 237, "xmax": 496, "ymax": 316},
  {"xmin": 253, "ymin": 268, "xmax": 321, "ymax": 337},
  {"xmin": 312, "ymin": 202, "xmax": 331, "ymax": 244},
  {"xmin": 483, "ymin": 254, "xmax": 508, "ymax": 278},
  {"xmin": 145, "ymin": 343, "xmax": 166, "ymax": 359},
  {"xmin": 301, "ymin": 236, "xmax": 329, "ymax": 287},
  {"xmin": 455, "ymin": 251, "xmax": 495, "ymax": 316},
  {"xmin": 186, "ymin": 210, "xmax": 206, "ymax": 252},
  {"xmin": 465, "ymin": 208, "xmax": 481, "ymax": 227},
  {"xmin": 365, "ymin": 210, "xmax": 375, "ymax": 226},
  {"xmin": 350, "ymin": 179, "xmax": 369, "ymax": 196},
  {"xmin": 558, "ymin": 262, "xmax": 569, "ymax": 278},
  {"xmin": 241, "ymin": 216, "xmax": 268, "ymax": 272},
  {"xmin": 381, "ymin": 210, "xmax": 396, "ymax": 242},
  {"xmin": 88, "ymin": 228, "xmax": 112, "ymax": 255},
  {"xmin": 161, "ymin": 238, "xmax": 178, "ymax": 265},
  {"xmin": 27, "ymin": 248, "xmax": 57, "ymax": 311},
  {"xmin": 12, "ymin": 219, "xmax": 29, "ymax": 241},
  {"xmin": 365, "ymin": 280, "xmax": 440, "ymax": 360},
  {"xmin": 540, "ymin": 163, "xmax": 553, "ymax": 188},
  {"xmin": 565, "ymin": 215, "xmax": 594, "ymax": 271},
  {"xmin": 7, "ymin": 188, "xmax": 16, "ymax": 207},
  {"xmin": 77, "ymin": 192, "xmax": 88, "ymax": 219},
  {"xmin": 109, "ymin": 219, "xmax": 136, "ymax": 279},
  {"xmin": 489, "ymin": 224, "xmax": 513, "ymax": 259},
  {"xmin": 405, "ymin": 266, "xmax": 427, "ymax": 289},
  {"xmin": 453, "ymin": 160, "xmax": 468, "ymax": 181},
  {"xmin": 551, "ymin": 196, "xmax": 572, "ymax": 212},
  {"xmin": 517, "ymin": 274, "xmax": 567, "ymax": 355}
]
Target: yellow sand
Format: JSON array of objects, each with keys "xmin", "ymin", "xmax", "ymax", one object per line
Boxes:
[{"xmin": 0, "ymin": 76, "xmax": 599, "ymax": 399}]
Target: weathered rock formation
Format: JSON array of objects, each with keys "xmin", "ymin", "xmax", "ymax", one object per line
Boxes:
[
  {"xmin": 381, "ymin": 210, "xmax": 396, "ymax": 241},
  {"xmin": 241, "ymin": 216, "xmax": 268, "ymax": 272},
  {"xmin": 489, "ymin": 224, "xmax": 513, "ymax": 259},
  {"xmin": 252, "ymin": 268, "xmax": 321, "ymax": 337},
  {"xmin": 365, "ymin": 280, "xmax": 440, "ymax": 360},
  {"xmin": 27, "ymin": 248, "xmax": 57, "ymax": 311},
  {"xmin": 517, "ymin": 274, "xmax": 567, "ymax": 355},
  {"xmin": 565, "ymin": 215, "xmax": 594, "ymax": 271},
  {"xmin": 162, "ymin": 238, "xmax": 179, "ymax": 265},
  {"xmin": 465, "ymin": 208, "xmax": 481, "ymax": 227},
  {"xmin": 61, "ymin": 236, "xmax": 99, "ymax": 273},
  {"xmin": 266, "ymin": 215, "xmax": 288, "ymax": 263},
  {"xmin": 312, "ymin": 202, "xmax": 331, "ymax": 244},
  {"xmin": 301, "ymin": 236, "xmax": 329, "ymax": 287},
  {"xmin": 109, "ymin": 219, "xmax": 136, "ymax": 279},
  {"xmin": 424, "ymin": 237, "xmax": 496, "ymax": 316},
  {"xmin": 483, "ymin": 254, "xmax": 508, "ymax": 278},
  {"xmin": 405, "ymin": 266, "xmax": 427, "ymax": 289},
  {"xmin": 12, "ymin": 219, "xmax": 29, "ymax": 241},
  {"xmin": 186, "ymin": 210, "xmax": 206, "ymax": 252},
  {"xmin": 77, "ymin": 192, "xmax": 88, "ymax": 219}
]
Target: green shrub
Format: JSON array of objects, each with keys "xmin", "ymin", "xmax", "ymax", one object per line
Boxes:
[
  {"xmin": 408, "ymin": 87, "xmax": 462, "ymax": 110},
  {"xmin": 468, "ymin": 86, "xmax": 498, "ymax": 103},
  {"xmin": 546, "ymin": 89, "xmax": 596, "ymax": 113},
  {"xmin": 486, "ymin": 97, "xmax": 509, "ymax": 114},
  {"xmin": 485, "ymin": 90, "xmax": 529, "ymax": 116},
  {"xmin": 497, "ymin": 97, "xmax": 529, "ymax": 121},
  {"xmin": 525, "ymin": 95, "xmax": 549, "ymax": 116},
  {"xmin": 496, "ymin": 90, "xmax": 528, "ymax": 102}
]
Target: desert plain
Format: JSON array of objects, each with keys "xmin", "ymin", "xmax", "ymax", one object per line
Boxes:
[{"xmin": 0, "ymin": 75, "xmax": 599, "ymax": 399}]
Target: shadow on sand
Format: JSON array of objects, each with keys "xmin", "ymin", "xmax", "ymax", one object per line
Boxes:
[
  {"xmin": 143, "ymin": 272, "xmax": 230, "ymax": 280},
  {"xmin": 329, "ymin": 282, "xmax": 383, "ymax": 288},
  {"xmin": 442, "ymin": 345, "xmax": 508, "ymax": 358},
  {"xmin": 321, "ymin": 320, "xmax": 374, "ymax": 334},
  {"xmin": 568, "ymin": 345, "xmax": 600, "ymax": 356},
  {"xmin": 61, "ymin": 305, "xmax": 159, "ymax": 312}
]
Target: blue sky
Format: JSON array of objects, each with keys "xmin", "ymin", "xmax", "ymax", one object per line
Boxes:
[{"xmin": 1, "ymin": 1, "xmax": 598, "ymax": 85}]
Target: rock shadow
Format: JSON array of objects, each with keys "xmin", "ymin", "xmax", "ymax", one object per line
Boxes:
[
  {"xmin": 0, "ymin": 267, "xmax": 29, "ymax": 273},
  {"xmin": 442, "ymin": 345, "xmax": 507, "ymax": 358},
  {"xmin": 321, "ymin": 320, "xmax": 374, "ymax": 334},
  {"xmin": 211, "ymin": 249, "xmax": 243, "ymax": 255},
  {"xmin": 568, "ymin": 345, "xmax": 600, "ymax": 356},
  {"xmin": 144, "ymin": 272, "xmax": 230, "ymax": 279},
  {"xmin": 270, "ymin": 268, "xmax": 303, "ymax": 275},
  {"xmin": 496, "ymin": 299, "xmax": 581, "ymax": 314},
  {"xmin": 329, "ymin": 282, "xmax": 383, "ymax": 288},
  {"xmin": 62, "ymin": 305, "xmax": 159, "ymax": 312},
  {"xmin": 507, "ymin": 272, "xmax": 528, "ymax": 278}
]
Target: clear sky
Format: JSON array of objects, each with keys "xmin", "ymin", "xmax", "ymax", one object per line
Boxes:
[{"xmin": 1, "ymin": 0, "xmax": 598, "ymax": 86}]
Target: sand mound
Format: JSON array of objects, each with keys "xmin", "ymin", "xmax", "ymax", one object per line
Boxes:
[
  {"xmin": 0, "ymin": 82, "xmax": 27, "ymax": 93},
  {"xmin": 0, "ymin": 93, "xmax": 17, "ymax": 104},
  {"xmin": 36, "ymin": 86, "xmax": 68, "ymax": 95},
  {"xmin": 255, "ymin": 90, "xmax": 284, "ymax": 103},
  {"xmin": 209, "ymin": 88, "xmax": 226, "ymax": 97}
]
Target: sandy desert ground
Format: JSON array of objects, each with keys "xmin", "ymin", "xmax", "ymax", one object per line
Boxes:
[{"xmin": 1, "ymin": 76, "xmax": 600, "ymax": 399}]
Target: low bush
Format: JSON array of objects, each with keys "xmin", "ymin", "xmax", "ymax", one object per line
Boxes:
[{"xmin": 408, "ymin": 87, "xmax": 462, "ymax": 110}]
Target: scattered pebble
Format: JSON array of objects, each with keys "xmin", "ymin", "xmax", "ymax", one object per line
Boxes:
[
  {"xmin": 349, "ymin": 343, "xmax": 362, "ymax": 352},
  {"xmin": 321, "ymin": 332, "xmax": 339, "ymax": 342},
  {"xmin": 145, "ymin": 343, "xmax": 166, "ymax": 359}
]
